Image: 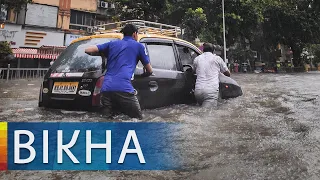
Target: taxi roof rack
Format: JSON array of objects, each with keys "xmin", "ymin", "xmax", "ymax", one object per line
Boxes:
[{"xmin": 91, "ymin": 19, "xmax": 182, "ymax": 37}]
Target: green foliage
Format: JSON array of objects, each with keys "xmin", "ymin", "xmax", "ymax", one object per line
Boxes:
[
  {"xmin": 304, "ymin": 44, "xmax": 320, "ymax": 66},
  {"xmin": 1, "ymin": 0, "xmax": 32, "ymax": 12},
  {"xmin": 113, "ymin": 0, "xmax": 169, "ymax": 22},
  {"xmin": 262, "ymin": 0, "xmax": 320, "ymax": 66},
  {"xmin": 0, "ymin": 41, "xmax": 12, "ymax": 55},
  {"xmin": 112, "ymin": 0, "xmax": 320, "ymax": 66},
  {"xmin": 182, "ymin": 7, "xmax": 207, "ymax": 42},
  {"xmin": 0, "ymin": 41, "xmax": 12, "ymax": 66}
]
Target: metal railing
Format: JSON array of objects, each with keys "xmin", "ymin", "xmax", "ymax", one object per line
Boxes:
[
  {"xmin": 92, "ymin": 19, "xmax": 182, "ymax": 37},
  {"xmin": 0, "ymin": 65, "xmax": 49, "ymax": 81}
]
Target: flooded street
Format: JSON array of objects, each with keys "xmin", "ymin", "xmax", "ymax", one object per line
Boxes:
[{"xmin": 1, "ymin": 73, "xmax": 320, "ymax": 180}]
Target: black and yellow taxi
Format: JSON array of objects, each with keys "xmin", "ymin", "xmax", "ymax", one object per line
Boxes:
[{"xmin": 38, "ymin": 33, "xmax": 242, "ymax": 109}]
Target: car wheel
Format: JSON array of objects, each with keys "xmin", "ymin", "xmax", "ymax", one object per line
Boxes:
[
  {"xmin": 39, "ymin": 99, "xmax": 50, "ymax": 108},
  {"xmin": 38, "ymin": 92, "xmax": 51, "ymax": 108}
]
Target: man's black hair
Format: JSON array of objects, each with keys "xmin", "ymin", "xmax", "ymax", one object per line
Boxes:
[
  {"xmin": 120, "ymin": 24, "xmax": 138, "ymax": 36},
  {"xmin": 203, "ymin": 43, "xmax": 214, "ymax": 53}
]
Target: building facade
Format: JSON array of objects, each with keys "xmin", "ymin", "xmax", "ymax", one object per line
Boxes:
[{"xmin": 0, "ymin": 0, "xmax": 115, "ymax": 68}]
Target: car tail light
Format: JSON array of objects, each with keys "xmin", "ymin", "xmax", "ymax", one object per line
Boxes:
[{"xmin": 92, "ymin": 76, "xmax": 104, "ymax": 106}]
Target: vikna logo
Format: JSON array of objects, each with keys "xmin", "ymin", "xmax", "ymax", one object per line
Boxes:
[
  {"xmin": 14, "ymin": 130, "xmax": 145, "ymax": 164},
  {"xmin": 1, "ymin": 122, "xmax": 177, "ymax": 171}
]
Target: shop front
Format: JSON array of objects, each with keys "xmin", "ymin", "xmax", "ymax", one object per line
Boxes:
[
  {"xmin": 1, "ymin": 25, "xmax": 66, "ymax": 68},
  {"xmin": 12, "ymin": 45, "xmax": 66, "ymax": 68}
]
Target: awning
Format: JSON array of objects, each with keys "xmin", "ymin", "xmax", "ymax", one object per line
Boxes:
[
  {"xmin": 12, "ymin": 48, "xmax": 40, "ymax": 58},
  {"xmin": 38, "ymin": 46, "xmax": 66, "ymax": 60},
  {"xmin": 12, "ymin": 48, "xmax": 62, "ymax": 60},
  {"xmin": 39, "ymin": 54, "xmax": 59, "ymax": 59}
]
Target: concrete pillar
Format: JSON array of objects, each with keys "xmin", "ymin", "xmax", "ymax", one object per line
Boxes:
[{"xmin": 58, "ymin": 0, "xmax": 71, "ymax": 30}]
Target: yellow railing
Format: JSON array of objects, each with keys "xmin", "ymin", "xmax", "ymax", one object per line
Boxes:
[{"xmin": 92, "ymin": 20, "xmax": 182, "ymax": 37}]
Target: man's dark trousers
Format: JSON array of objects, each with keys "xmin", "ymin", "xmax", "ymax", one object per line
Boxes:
[{"xmin": 100, "ymin": 91, "xmax": 142, "ymax": 119}]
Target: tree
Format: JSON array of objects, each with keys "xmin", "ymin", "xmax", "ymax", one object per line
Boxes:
[
  {"xmin": 262, "ymin": 0, "xmax": 320, "ymax": 66},
  {"xmin": 167, "ymin": 0, "xmax": 264, "ymax": 46},
  {"xmin": 304, "ymin": 44, "xmax": 320, "ymax": 67},
  {"xmin": 181, "ymin": 7, "xmax": 207, "ymax": 42},
  {"xmin": 0, "ymin": 41, "xmax": 13, "ymax": 67},
  {"xmin": 1, "ymin": 0, "xmax": 32, "ymax": 12},
  {"xmin": 112, "ymin": 0, "xmax": 320, "ymax": 67},
  {"xmin": 113, "ymin": 0, "xmax": 169, "ymax": 22}
]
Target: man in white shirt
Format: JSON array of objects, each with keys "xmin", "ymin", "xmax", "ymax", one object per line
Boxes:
[{"xmin": 193, "ymin": 43, "xmax": 231, "ymax": 107}]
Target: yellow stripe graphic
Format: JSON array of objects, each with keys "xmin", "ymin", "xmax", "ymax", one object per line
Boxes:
[
  {"xmin": 0, "ymin": 132, "xmax": 6, "ymax": 138},
  {"xmin": 0, "ymin": 122, "xmax": 7, "ymax": 168},
  {"xmin": 0, "ymin": 122, "xmax": 7, "ymax": 130},
  {"xmin": 0, "ymin": 138, "xmax": 6, "ymax": 145}
]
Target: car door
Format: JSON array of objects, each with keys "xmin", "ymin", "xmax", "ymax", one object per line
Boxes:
[
  {"xmin": 175, "ymin": 42, "xmax": 201, "ymax": 104},
  {"xmin": 132, "ymin": 38, "xmax": 185, "ymax": 109}
]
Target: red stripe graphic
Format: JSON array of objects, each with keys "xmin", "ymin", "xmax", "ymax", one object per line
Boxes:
[{"xmin": 0, "ymin": 163, "xmax": 7, "ymax": 170}]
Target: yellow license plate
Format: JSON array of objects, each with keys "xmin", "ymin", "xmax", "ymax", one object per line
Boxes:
[{"xmin": 52, "ymin": 82, "xmax": 79, "ymax": 94}]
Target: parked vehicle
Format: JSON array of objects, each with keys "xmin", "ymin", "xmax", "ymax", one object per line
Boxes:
[{"xmin": 38, "ymin": 33, "xmax": 242, "ymax": 110}]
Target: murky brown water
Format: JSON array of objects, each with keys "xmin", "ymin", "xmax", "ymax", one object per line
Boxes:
[{"xmin": 1, "ymin": 72, "xmax": 320, "ymax": 180}]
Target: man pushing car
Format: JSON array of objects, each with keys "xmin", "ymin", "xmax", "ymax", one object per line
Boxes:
[
  {"xmin": 193, "ymin": 43, "xmax": 231, "ymax": 107},
  {"xmin": 85, "ymin": 24, "xmax": 153, "ymax": 119}
]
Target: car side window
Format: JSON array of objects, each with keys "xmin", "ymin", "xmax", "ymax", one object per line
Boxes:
[
  {"xmin": 177, "ymin": 45, "xmax": 192, "ymax": 65},
  {"xmin": 190, "ymin": 48, "xmax": 199, "ymax": 61},
  {"xmin": 146, "ymin": 43, "xmax": 177, "ymax": 71},
  {"xmin": 177, "ymin": 45, "xmax": 199, "ymax": 65}
]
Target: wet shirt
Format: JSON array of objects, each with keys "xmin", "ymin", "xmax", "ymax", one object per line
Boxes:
[
  {"xmin": 97, "ymin": 36, "xmax": 150, "ymax": 93},
  {"xmin": 193, "ymin": 52, "xmax": 229, "ymax": 91}
]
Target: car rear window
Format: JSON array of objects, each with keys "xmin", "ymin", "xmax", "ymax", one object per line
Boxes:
[{"xmin": 52, "ymin": 38, "xmax": 119, "ymax": 73}]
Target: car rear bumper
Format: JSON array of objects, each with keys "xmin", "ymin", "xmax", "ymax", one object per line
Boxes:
[
  {"xmin": 39, "ymin": 75, "xmax": 102, "ymax": 109},
  {"xmin": 41, "ymin": 93, "xmax": 100, "ymax": 109}
]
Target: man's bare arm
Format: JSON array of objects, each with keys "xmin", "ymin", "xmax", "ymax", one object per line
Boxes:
[
  {"xmin": 85, "ymin": 46, "xmax": 100, "ymax": 56},
  {"xmin": 218, "ymin": 57, "xmax": 230, "ymax": 77},
  {"xmin": 141, "ymin": 63, "xmax": 153, "ymax": 77},
  {"xmin": 145, "ymin": 63, "xmax": 153, "ymax": 73}
]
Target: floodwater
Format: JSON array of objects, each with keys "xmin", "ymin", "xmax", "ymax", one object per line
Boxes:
[{"xmin": 1, "ymin": 72, "xmax": 320, "ymax": 180}]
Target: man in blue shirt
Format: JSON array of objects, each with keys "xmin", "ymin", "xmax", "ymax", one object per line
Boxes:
[{"xmin": 85, "ymin": 24, "xmax": 153, "ymax": 119}]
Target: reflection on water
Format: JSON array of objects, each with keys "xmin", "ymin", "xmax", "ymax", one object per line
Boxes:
[{"xmin": 1, "ymin": 73, "xmax": 320, "ymax": 179}]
